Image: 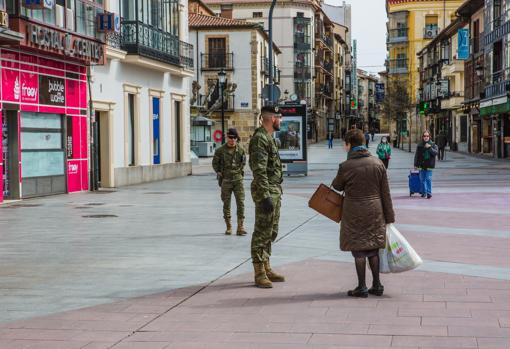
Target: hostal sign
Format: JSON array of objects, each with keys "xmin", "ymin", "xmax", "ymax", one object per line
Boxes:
[{"xmin": 26, "ymin": 23, "xmax": 104, "ymax": 64}]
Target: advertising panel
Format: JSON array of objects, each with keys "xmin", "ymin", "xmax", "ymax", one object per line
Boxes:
[
  {"xmin": 276, "ymin": 104, "xmax": 307, "ymax": 162},
  {"xmin": 276, "ymin": 116, "xmax": 303, "ymax": 161},
  {"xmin": 458, "ymin": 28, "xmax": 469, "ymax": 60}
]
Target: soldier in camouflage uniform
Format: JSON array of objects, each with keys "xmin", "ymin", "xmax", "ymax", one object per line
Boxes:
[
  {"xmin": 249, "ymin": 106, "xmax": 285, "ymax": 288},
  {"xmin": 212, "ymin": 128, "xmax": 247, "ymax": 236}
]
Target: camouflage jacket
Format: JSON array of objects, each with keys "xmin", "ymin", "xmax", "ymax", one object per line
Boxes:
[
  {"xmin": 212, "ymin": 144, "xmax": 246, "ymax": 181},
  {"xmin": 249, "ymin": 127, "xmax": 283, "ymax": 202}
]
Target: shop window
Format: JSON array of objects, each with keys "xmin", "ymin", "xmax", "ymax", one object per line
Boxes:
[
  {"xmin": 253, "ymin": 12, "xmax": 263, "ymax": 18},
  {"xmin": 20, "ymin": 113, "xmax": 64, "ymax": 179}
]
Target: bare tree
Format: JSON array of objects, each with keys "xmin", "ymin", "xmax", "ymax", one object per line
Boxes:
[{"xmin": 382, "ymin": 76, "xmax": 414, "ymax": 151}]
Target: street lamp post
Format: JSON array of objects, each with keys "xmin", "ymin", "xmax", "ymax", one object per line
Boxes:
[{"xmin": 218, "ymin": 69, "xmax": 227, "ymax": 144}]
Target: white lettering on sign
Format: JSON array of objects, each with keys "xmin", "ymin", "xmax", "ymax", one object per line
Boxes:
[
  {"xmin": 26, "ymin": 23, "xmax": 104, "ymax": 63},
  {"xmin": 22, "ymin": 82, "xmax": 38, "ymax": 100}
]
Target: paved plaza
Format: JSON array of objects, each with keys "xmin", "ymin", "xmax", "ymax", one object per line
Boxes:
[{"xmin": 1, "ymin": 137, "xmax": 510, "ymax": 348}]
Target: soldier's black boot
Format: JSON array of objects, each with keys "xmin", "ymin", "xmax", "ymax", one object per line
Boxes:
[
  {"xmin": 263, "ymin": 259, "xmax": 285, "ymax": 282},
  {"xmin": 253, "ymin": 262, "xmax": 272, "ymax": 288},
  {"xmin": 225, "ymin": 218, "xmax": 232, "ymax": 235},
  {"xmin": 236, "ymin": 219, "xmax": 247, "ymax": 236}
]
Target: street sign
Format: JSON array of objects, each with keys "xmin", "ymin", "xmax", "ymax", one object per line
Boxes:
[{"xmin": 262, "ymin": 85, "xmax": 281, "ymax": 103}]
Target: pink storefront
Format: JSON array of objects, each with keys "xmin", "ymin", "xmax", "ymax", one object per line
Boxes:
[{"xmin": 0, "ymin": 48, "xmax": 89, "ymax": 201}]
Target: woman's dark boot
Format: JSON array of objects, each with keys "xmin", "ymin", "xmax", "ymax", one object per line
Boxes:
[
  {"xmin": 368, "ymin": 284, "xmax": 384, "ymax": 296},
  {"xmin": 348, "ymin": 286, "xmax": 368, "ymax": 298}
]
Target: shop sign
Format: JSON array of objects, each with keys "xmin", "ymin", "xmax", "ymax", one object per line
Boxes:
[
  {"xmin": 39, "ymin": 75, "xmax": 65, "ymax": 106},
  {"xmin": 24, "ymin": 0, "xmax": 55, "ymax": 10},
  {"xmin": 0, "ymin": 11, "xmax": 8, "ymax": 27},
  {"xmin": 458, "ymin": 28, "xmax": 469, "ymax": 60},
  {"xmin": 26, "ymin": 23, "xmax": 104, "ymax": 64},
  {"xmin": 97, "ymin": 12, "xmax": 120, "ymax": 33},
  {"xmin": 20, "ymin": 72, "xmax": 38, "ymax": 103}
]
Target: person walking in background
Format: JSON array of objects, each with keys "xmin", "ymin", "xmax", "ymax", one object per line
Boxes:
[
  {"xmin": 436, "ymin": 130, "xmax": 447, "ymax": 161},
  {"xmin": 341, "ymin": 127, "xmax": 347, "ymax": 139},
  {"xmin": 376, "ymin": 136, "xmax": 392, "ymax": 169},
  {"xmin": 332, "ymin": 129, "xmax": 395, "ymax": 298},
  {"xmin": 370, "ymin": 127, "xmax": 375, "ymax": 142},
  {"xmin": 364, "ymin": 130, "xmax": 370, "ymax": 148},
  {"xmin": 414, "ymin": 131, "xmax": 438, "ymax": 199},
  {"xmin": 327, "ymin": 131, "xmax": 334, "ymax": 149},
  {"xmin": 249, "ymin": 106, "xmax": 285, "ymax": 288},
  {"xmin": 212, "ymin": 128, "xmax": 247, "ymax": 236}
]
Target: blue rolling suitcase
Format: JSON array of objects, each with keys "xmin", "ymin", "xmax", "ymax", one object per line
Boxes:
[{"xmin": 408, "ymin": 170, "xmax": 421, "ymax": 196}]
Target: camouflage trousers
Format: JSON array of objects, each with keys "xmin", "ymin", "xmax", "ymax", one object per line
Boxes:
[
  {"xmin": 251, "ymin": 194, "xmax": 281, "ymax": 263},
  {"xmin": 221, "ymin": 179, "xmax": 245, "ymax": 220}
]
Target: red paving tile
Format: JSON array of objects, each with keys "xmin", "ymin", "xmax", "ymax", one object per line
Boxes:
[{"xmin": 1, "ymin": 260, "xmax": 510, "ymax": 348}]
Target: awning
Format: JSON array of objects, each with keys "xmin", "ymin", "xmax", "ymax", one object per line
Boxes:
[
  {"xmin": 192, "ymin": 115, "xmax": 215, "ymax": 126},
  {"xmin": 480, "ymin": 96, "xmax": 510, "ymax": 116}
]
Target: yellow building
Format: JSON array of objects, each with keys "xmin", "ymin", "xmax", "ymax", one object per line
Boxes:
[{"xmin": 386, "ymin": 0, "xmax": 464, "ymax": 141}]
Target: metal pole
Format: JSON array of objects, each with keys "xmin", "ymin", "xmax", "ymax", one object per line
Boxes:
[
  {"xmin": 268, "ymin": 0, "xmax": 277, "ymax": 106},
  {"xmin": 221, "ymin": 82, "xmax": 225, "ymax": 144}
]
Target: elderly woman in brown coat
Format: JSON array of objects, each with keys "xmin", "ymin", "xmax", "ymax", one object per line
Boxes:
[{"xmin": 332, "ymin": 129, "xmax": 395, "ymax": 298}]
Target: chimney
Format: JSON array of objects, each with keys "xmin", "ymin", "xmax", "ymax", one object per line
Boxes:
[{"xmin": 220, "ymin": 4, "xmax": 233, "ymax": 19}]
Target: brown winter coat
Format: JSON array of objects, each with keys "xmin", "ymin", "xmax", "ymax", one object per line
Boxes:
[{"xmin": 332, "ymin": 150, "xmax": 395, "ymax": 252}]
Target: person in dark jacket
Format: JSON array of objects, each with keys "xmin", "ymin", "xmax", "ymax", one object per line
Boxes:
[
  {"xmin": 414, "ymin": 131, "xmax": 438, "ymax": 199},
  {"xmin": 364, "ymin": 130, "xmax": 370, "ymax": 148},
  {"xmin": 436, "ymin": 131, "xmax": 447, "ymax": 161},
  {"xmin": 332, "ymin": 129, "xmax": 395, "ymax": 298}
]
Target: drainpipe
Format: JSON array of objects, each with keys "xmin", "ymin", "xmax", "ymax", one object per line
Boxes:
[{"xmin": 267, "ymin": 0, "xmax": 277, "ymax": 106}]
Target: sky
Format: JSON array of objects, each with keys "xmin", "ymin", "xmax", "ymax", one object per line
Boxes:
[{"xmin": 325, "ymin": 0, "xmax": 387, "ymax": 75}]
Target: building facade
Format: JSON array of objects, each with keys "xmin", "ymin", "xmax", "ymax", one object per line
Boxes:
[
  {"xmin": 89, "ymin": 0, "xmax": 194, "ymax": 188},
  {"xmin": 418, "ymin": 17, "xmax": 467, "ymax": 151},
  {"xmin": 461, "ymin": 0, "xmax": 485, "ymax": 155},
  {"xmin": 203, "ymin": 0, "xmax": 351, "ymax": 142},
  {"xmin": 479, "ymin": 0, "xmax": 510, "ymax": 158},
  {"xmin": 188, "ymin": 8, "xmax": 280, "ymax": 147},
  {"xmin": 1, "ymin": 1, "xmax": 105, "ymax": 202},
  {"xmin": 386, "ymin": 0, "xmax": 464, "ymax": 141}
]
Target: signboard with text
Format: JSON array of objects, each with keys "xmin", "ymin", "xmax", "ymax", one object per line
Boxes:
[{"xmin": 458, "ymin": 28, "xmax": 469, "ymax": 60}]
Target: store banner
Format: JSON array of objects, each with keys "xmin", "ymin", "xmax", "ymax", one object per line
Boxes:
[
  {"xmin": 375, "ymin": 83, "xmax": 385, "ymax": 103},
  {"xmin": 20, "ymin": 72, "xmax": 38, "ymax": 104},
  {"xmin": 39, "ymin": 75, "xmax": 65, "ymax": 106},
  {"xmin": 458, "ymin": 28, "xmax": 469, "ymax": 60},
  {"xmin": 2, "ymin": 69, "xmax": 20, "ymax": 102}
]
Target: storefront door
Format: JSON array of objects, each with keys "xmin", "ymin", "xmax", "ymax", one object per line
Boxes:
[
  {"xmin": 20, "ymin": 112, "xmax": 66, "ymax": 198},
  {"xmin": 2, "ymin": 110, "xmax": 20, "ymax": 201}
]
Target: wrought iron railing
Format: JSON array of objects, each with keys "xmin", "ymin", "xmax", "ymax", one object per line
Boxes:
[
  {"xmin": 200, "ymin": 53, "xmax": 234, "ymax": 71},
  {"xmin": 180, "ymin": 41, "xmax": 194, "ymax": 69},
  {"xmin": 197, "ymin": 93, "xmax": 235, "ymax": 111},
  {"xmin": 294, "ymin": 64, "xmax": 312, "ymax": 80},
  {"xmin": 388, "ymin": 28, "xmax": 408, "ymax": 43},
  {"xmin": 120, "ymin": 20, "xmax": 193, "ymax": 68},
  {"xmin": 294, "ymin": 33, "xmax": 311, "ymax": 50},
  {"xmin": 388, "ymin": 58, "xmax": 408, "ymax": 74},
  {"xmin": 106, "ymin": 32, "xmax": 121, "ymax": 49}
]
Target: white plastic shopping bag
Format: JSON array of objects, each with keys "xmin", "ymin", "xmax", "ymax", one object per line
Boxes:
[{"xmin": 379, "ymin": 223, "xmax": 423, "ymax": 273}]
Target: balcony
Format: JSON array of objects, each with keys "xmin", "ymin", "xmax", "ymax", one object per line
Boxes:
[
  {"xmin": 294, "ymin": 65, "xmax": 312, "ymax": 80},
  {"xmin": 442, "ymin": 59, "xmax": 464, "ymax": 77},
  {"xmin": 294, "ymin": 33, "xmax": 311, "ymax": 50},
  {"xmin": 261, "ymin": 57, "xmax": 278, "ymax": 77},
  {"xmin": 196, "ymin": 93, "xmax": 235, "ymax": 112},
  {"xmin": 200, "ymin": 53, "xmax": 234, "ymax": 71},
  {"xmin": 315, "ymin": 83, "xmax": 333, "ymax": 98},
  {"xmin": 387, "ymin": 28, "xmax": 408, "ymax": 44},
  {"xmin": 388, "ymin": 58, "xmax": 408, "ymax": 74},
  {"xmin": 120, "ymin": 20, "xmax": 193, "ymax": 69},
  {"xmin": 484, "ymin": 72, "xmax": 510, "ymax": 99}
]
